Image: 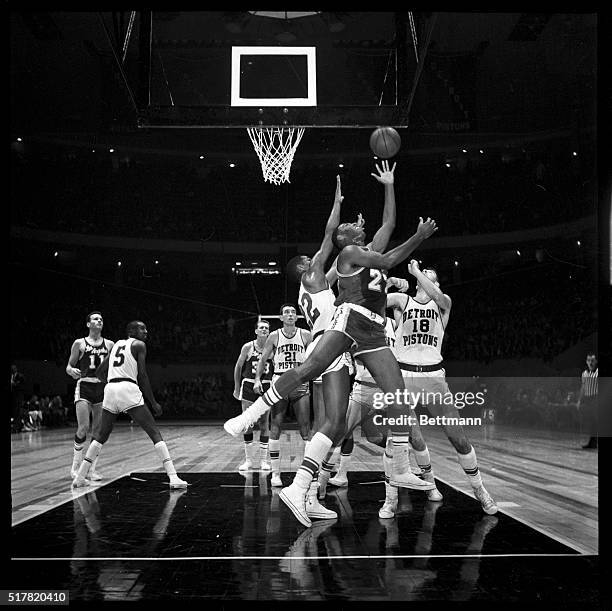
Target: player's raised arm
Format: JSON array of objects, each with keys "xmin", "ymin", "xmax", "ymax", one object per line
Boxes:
[
  {"xmin": 254, "ymin": 331, "xmax": 277, "ymax": 393},
  {"xmin": 368, "ymin": 160, "xmax": 397, "ymax": 253},
  {"xmin": 386, "ymin": 291, "xmax": 409, "ymax": 328},
  {"xmin": 341, "ymin": 216, "xmax": 437, "ymax": 271},
  {"xmin": 233, "ymin": 342, "xmax": 251, "ymax": 400},
  {"xmin": 309, "ymin": 175, "xmax": 344, "ymax": 273},
  {"xmin": 325, "ymin": 255, "xmax": 339, "ymax": 287},
  {"xmin": 407, "ymin": 260, "xmax": 452, "ymax": 311}
]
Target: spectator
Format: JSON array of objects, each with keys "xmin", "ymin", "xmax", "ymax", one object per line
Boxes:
[
  {"xmin": 578, "ymin": 353, "xmax": 598, "ymax": 449},
  {"xmin": 10, "ymin": 364, "xmax": 25, "ymax": 432}
]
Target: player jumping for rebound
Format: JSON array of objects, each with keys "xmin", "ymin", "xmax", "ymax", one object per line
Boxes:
[
  {"xmin": 225, "ymin": 161, "xmax": 438, "ymax": 526},
  {"xmin": 283, "ymin": 174, "xmax": 354, "ymax": 521},
  {"xmin": 387, "ymin": 261, "xmax": 497, "ymax": 514}
]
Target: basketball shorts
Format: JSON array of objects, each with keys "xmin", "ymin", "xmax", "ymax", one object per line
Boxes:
[
  {"xmin": 239, "ymin": 379, "xmax": 271, "ymax": 403},
  {"xmin": 328, "ymin": 303, "xmax": 388, "ymax": 357},
  {"xmin": 400, "ymin": 367, "xmax": 450, "ymax": 406},
  {"xmin": 272, "ymin": 374, "xmax": 309, "ymax": 402},
  {"xmin": 102, "ymin": 380, "xmax": 144, "ymax": 415},
  {"xmin": 74, "ymin": 380, "xmax": 105, "ymax": 405},
  {"xmin": 304, "ymin": 334, "xmax": 355, "ymax": 383}
]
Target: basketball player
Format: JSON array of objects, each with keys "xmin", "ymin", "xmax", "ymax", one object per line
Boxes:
[
  {"xmin": 328, "ymin": 304, "xmax": 444, "ymax": 517},
  {"xmin": 326, "ymin": 280, "xmax": 408, "ymax": 491},
  {"xmin": 253, "ymin": 304, "xmax": 311, "ymax": 487},
  {"xmin": 66, "ymin": 312, "xmax": 114, "ymax": 480},
  {"xmin": 232, "ymin": 319, "xmax": 273, "ymax": 470},
  {"xmin": 226, "ymin": 160, "xmax": 438, "ymax": 526},
  {"xmin": 284, "ymin": 174, "xmax": 351, "ymax": 520},
  {"xmin": 387, "ymin": 259, "xmax": 497, "ymax": 514},
  {"xmin": 72, "ymin": 320, "xmax": 187, "ymax": 489}
]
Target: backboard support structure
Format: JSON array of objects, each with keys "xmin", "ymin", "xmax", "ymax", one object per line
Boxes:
[{"xmin": 102, "ymin": 12, "xmax": 430, "ymax": 131}]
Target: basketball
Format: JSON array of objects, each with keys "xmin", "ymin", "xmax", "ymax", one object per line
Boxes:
[{"xmin": 369, "ymin": 126, "xmax": 401, "ymax": 158}]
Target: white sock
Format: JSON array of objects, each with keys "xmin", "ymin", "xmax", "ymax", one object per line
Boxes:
[
  {"xmin": 245, "ymin": 384, "xmax": 283, "ymax": 421},
  {"xmin": 294, "ymin": 432, "xmax": 333, "ymax": 490},
  {"xmin": 413, "ymin": 447, "xmax": 432, "ymax": 476},
  {"xmin": 259, "ymin": 438, "xmax": 269, "ymax": 462},
  {"xmin": 319, "ymin": 446, "xmax": 340, "ymax": 487},
  {"xmin": 76, "ymin": 440, "xmax": 102, "ymax": 479},
  {"xmin": 382, "ymin": 449, "xmax": 398, "ymax": 503},
  {"xmin": 243, "ymin": 440, "xmax": 254, "ymax": 462},
  {"xmin": 269, "ymin": 438, "xmax": 281, "ymax": 475},
  {"xmin": 457, "ymin": 447, "xmax": 483, "ymax": 488},
  {"xmin": 91, "ymin": 456, "xmax": 100, "ymax": 473},
  {"xmin": 154, "ymin": 441, "xmax": 179, "ymax": 480},
  {"xmin": 337, "ymin": 451, "xmax": 352, "ymax": 477},
  {"xmin": 73, "ymin": 435, "xmax": 85, "ymax": 465},
  {"xmin": 390, "ymin": 434, "xmax": 410, "ymax": 475},
  {"xmin": 303, "ymin": 439, "xmax": 310, "ymax": 462}
]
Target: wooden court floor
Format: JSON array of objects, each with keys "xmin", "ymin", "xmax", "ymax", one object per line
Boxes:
[{"xmin": 11, "ymin": 421, "xmax": 598, "ymax": 555}]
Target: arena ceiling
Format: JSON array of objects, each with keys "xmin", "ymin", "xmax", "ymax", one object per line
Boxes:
[{"xmin": 10, "ymin": 11, "xmax": 597, "ymax": 157}]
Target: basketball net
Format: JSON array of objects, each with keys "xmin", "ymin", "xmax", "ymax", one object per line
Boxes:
[{"xmin": 247, "ymin": 126, "xmax": 305, "ymax": 185}]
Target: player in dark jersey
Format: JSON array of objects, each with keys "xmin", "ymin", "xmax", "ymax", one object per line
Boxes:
[
  {"xmin": 66, "ymin": 311, "xmax": 114, "ymax": 481},
  {"xmin": 226, "ymin": 161, "xmax": 438, "ymax": 526},
  {"xmin": 232, "ymin": 319, "xmax": 273, "ymax": 471}
]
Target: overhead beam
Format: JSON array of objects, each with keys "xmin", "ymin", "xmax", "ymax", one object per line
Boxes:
[
  {"xmin": 137, "ymin": 11, "xmax": 153, "ymax": 109},
  {"xmin": 137, "ymin": 105, "xmax": 410, "ymax": 129}
]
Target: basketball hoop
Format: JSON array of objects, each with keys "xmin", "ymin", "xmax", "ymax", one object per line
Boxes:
[{"xmin": 247, "ymin": 126, "xmax": 305, "ymax": 185}]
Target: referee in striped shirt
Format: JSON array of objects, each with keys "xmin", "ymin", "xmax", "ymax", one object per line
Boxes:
[{"xmin": 578, "ymin": 353, "xmax": 598, "ymax": 449}]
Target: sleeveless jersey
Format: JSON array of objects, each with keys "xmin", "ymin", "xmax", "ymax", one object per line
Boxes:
[
  {"xmin": 298, "ymin": 281, "xmax": 336, "ymax": 336},
  {"xmin": 354, "ymin": 318, "xmax": 397, "ymax": 383},
  {"xmin": 395, "ymin": 296, "xmax": 445, "ymax": 366},
  {"xmin": 107, "ymin": 338, "xmax": 139, "ymax": 382},
  {"xmin": 273, "ymin": 328, "xmax": 308, "ymax": 375},
  {"xmin": 241, "ymin": 341, "xmax": 273, "ymax": 382},
  {"xmin": 78, "ymin": 337, "xmax": 110, "ymax": 382},
  {"xmin": 335, "ymin": 249, "xmax": 388, "ymax": 317}
]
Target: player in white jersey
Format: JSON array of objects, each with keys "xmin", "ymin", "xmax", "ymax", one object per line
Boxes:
[
  {"xmin": 278, "ymin": 175, "xmax": 354, "ymax": 520},
  {"xmin": 253, "ymin": 304, "xmax": 312, "ymax": 487},
  {"xmin": 71, "ymin": 320, "xmax": 187, "ymax": 489},
  {"xmin": 387, "ymin": 260, "xmax": 497, "ymax": 515}
]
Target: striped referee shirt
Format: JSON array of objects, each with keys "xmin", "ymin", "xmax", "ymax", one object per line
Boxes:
[{"xmin": 581, "ymin": 368, "xmax": 598, "ymax": 397}]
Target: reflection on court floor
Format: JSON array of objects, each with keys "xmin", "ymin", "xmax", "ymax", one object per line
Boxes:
[{"xmin": 10, "ymin": 471, "xmax": 599, "ymax": 602}]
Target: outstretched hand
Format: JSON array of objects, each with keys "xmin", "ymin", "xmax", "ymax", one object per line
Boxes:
[
  {"xmin": 371, "ymin": 159, "xmax": 396, "ymax": 185},
  {"xmin": 408, "ymin": 259, "xmax": 421, "ymax": 277},
  {"xmin": 334, "ymin": 175, "xmax": 344, "ymax": 205},
  {"xmin": 386, "ymin": 276, "xmax": 410, "ymax": 292},
  {"xmin": 416, "ymin": 217, "xmax": 438, "ymax": 239}
]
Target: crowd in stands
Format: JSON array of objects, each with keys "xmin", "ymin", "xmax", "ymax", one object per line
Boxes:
[
  {"xmin": 443, "ymin": 266, "xmax": 594, "ymax": 362},
  {"xmin": 11, "ymin": 137, "xmax": 595, "ymax": 242},
  {"xmin": 11, "ymin": 365, "xmax": 68, "ymax": 433},
  {"xmin": 158, "ymin": 373, "xmax": 231, "ymax": 419}
]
